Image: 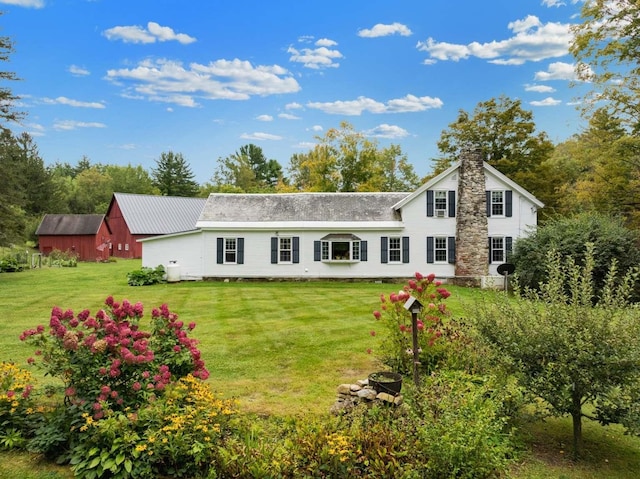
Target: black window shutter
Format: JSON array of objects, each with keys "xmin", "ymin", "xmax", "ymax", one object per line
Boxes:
[
  {"xmin": 216, "ymin": 238, "xmax": 223, "ymax": 264},
  {"xmin": 486, "ymin": 191, "xmax": 492, "ymax": 217},
  {"xmin": 293, "ymin": 237, "xmax": 300, "ymax": 263},
  {"xmin": 448, "ymin": 236, "xmax": 456, "ymax": 264},
  {"xmin": 314, "ymin": 241, "xmax": 321, "ymax": 262},
  {"xmin": 381, "ymin": 237, "xmax": 388, "ymax": 264},
  {"xmin": 402, "ymin": 236, "xmax": 410, "ymax": 263},
  {"xmin": 488, "ymin": 237, "xmax": 492, "ymax": 263},
  {"xmin": 426, "ymin": 190, "xmax": 434, "ymax": 217},
  {"xmin": 426, "ymin": 236, "xmax": 434, "ymax": 264},
  {"xmin": 361, "ymin": 241, "xmax": 368, "ymax": 261},
  {"xmin": 237, "ymin": 238, "xmax": 244, "ymax": 264},
  {"xmin": 506, "ymin": 236, "xmax": 513, "ymax": 261},
  {"xmin": 448, "ymin": 190, "xmax": 456, "ymax": 217},
  {"xmin": 270, "ymin": 237, "xmax": 278, "ymax": 264},
  {"xmin": 505, "ymin": 190, "xmax": 513, "ymax": 217}
]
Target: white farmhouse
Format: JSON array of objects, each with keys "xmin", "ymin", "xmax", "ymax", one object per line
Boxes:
[{"xmin": 140, "ymin": 149, "xmax": 543, "ymax": 284}]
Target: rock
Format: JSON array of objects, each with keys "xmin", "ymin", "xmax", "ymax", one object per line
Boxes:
[
  {"xmin": 350, "ymin": 384, "xmax": 362, "ymax": 392},
  {"xmin": 377, "ymin": 392, "xmax": 396, "ymax": 403},
  {"xmin": 337, "ymin": 384, "xmax": 352, "ymax": 395},
  {"xmin": 357, "ymin": 388, "xmax": 378, "ymax": 400},
  {"xmin": 356, "ymin": 379, "xmax": 368, "ymax": 387}
]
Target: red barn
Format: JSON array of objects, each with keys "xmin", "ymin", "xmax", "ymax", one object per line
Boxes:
[
  {"xmin": 36, "ymin": 214, "xmax": 112, "ymax": 261},
  {"xmin": 105, "ymin": 193, "xmax": 206, "ymax": 259}
]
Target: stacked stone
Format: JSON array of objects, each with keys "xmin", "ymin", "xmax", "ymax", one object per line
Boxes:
[
  {"xmin": 330, "ymin": 378, "xmax": 403, "ymax": 415},
  {"xmin": 455, "ymin": 146, "xmax": 489, "ymax": 286}
]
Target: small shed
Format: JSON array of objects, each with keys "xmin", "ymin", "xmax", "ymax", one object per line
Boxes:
[{"xmin": 36, "ymin": 214, "xmax": 112, "ymax": 261}]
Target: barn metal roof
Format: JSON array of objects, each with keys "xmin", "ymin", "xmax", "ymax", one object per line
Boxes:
[
  {"xmin": 36, "ymin": 214, "xmax": 106, "ymax": 236},
  {"xmin": 198, "ymin": 192, "xmax": 409, "ymax": 223},
  {"xmin": 110, "ymin": 193, "xmax": 207, "ymax": 235}
]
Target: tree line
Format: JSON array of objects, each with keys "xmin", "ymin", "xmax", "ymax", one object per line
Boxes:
[{"xmin": 2, "ymin": 1, "xmax": 640, "ymax": 246}]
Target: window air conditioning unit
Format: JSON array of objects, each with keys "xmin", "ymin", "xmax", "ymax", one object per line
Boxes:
[{"xmin": 435, "ymin": 209, "xmax": 446, "ymax": 218}]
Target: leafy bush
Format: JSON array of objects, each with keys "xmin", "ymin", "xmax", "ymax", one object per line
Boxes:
[
  {"xmin": 20, "ymin": 296, "xmax": 210, "ymax": 473},
  {"xmin": 48, "ymin": 249, "xmax": 78, "ymax": 267},
  {"xmin": 0, "ymin": 257, "xmax": 23, "ymax": 273},
  {"xmin": 70, "ymin": 375, "xmax": 237, "ymax": 479},
  {"xmin": 127, "ymin": 265, "xmax": 165, "ymax": 286},
  {"xmin": 408, "ymin": 370, "xmax": 520, "ymax": 478},
  {"xmin": 512, "ymin": 213, "xmax": 640, "ymax": 299},
  {"xmin": 474, "ymin": 244, "xmax": 640, "ymax": 458},
  {"xmin": 0, "ymin": 362, "xmax": 44, "ymax": 450}
]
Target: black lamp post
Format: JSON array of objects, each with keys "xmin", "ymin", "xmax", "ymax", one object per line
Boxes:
[{"xmin": 404, "ymin": 296, "xmax": 424, "ymax": 388}]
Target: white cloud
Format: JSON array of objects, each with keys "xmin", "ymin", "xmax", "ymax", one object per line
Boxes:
[
  {"xmin": 525, "ymin": 84, "xmax": 556, "ymax": 92},
  {"xmin": 288, "ymin": 38, "xmax": 343, "ymax": 69},
  {"xmin": 542, "ymin": 0, "xmax": 565, "ymax": 7},
  {"xmin": 417, "ymin": 15, "xmax": 572, "ymax": 65},
  {"xmin": 278, "ymin": 113, "xmax": 301, "ymax": 120},
  {"xmin": 240, "ymin": 132, "xmax": 283, "ymax": 141},
  {"xmin": 103, "ymin": 22, "xmax": 196, "ymax": 44},
  {"xmin": 307, "ymin": 94, "xmax": 442, "ymax": 115},
  {"xmin": 294, "ymin": 141, "xmax": 317, "ymax": 149},
  {"xmin": 286, "ymin": 102, "xmax": 303, "ymax": 110},
  {"xmin": 316, "ymin": 38, "xmax": 337, "ymax": 47},
  {"xmin": 534, "ymin": 61, "xmax": 578, "ymax": 80},
  {"xmin": 529, "ymin": 97, "xmax": 562, "ymax": 106},
  {"xmin": 256, "ymin": 114, "xmax": 273, "ymax": 121},
  {"xmin": 358, "ymin": 22, "xmax": 412, "ymax": 38},
  {"xmin": 365, "ymin": 124, "xmax": 410, "ymax": 139},
  {"xmin": 0, "ymin": 0, "xmax": 44, "ymax": 8},
  {"xmin": 68, "ymin": 65, "xmax": 90, "ymax": 76},
  {"xmin": 43, "ymin": 96, "xmax": 105, "ymax": 108},
  {"xmin": 106, "ymin": 58, "xmax": 300, "ymax": 106},
  {"xmin": 310, "ymin": 125, "xmax": 323, "ymax": 132},
  {"xmin": 53, "ymin": 120, "xmax": 107, "ymax": 130}
]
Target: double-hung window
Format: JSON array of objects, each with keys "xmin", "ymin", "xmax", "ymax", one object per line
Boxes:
[
  {"xmin": 489, "ymin": 236, "xmax": 513, "ymax": 264},
  {"xmin": 491, "ymin": 191, "xmax": 504, "ymax": 216},
  {"xmin": 486, "ymin": 190, "xmax": 513, "ymax": 217},
  {"xmin": 279, "ymin": 237, "xmax": 292, "ymax": 263},
  {"xmin": 381, "ymin": 236, "xmax": 410, "ymax": 264},
  {"xmin": 426, "ymin": 236, "xmax": 455, "ymax": 264},
  {"xmin": 271, "ymin": 237, "xmax": 299, "ymax": 264},
  {"xmin": 388, "ymin": 237, "xmax": 402, "ymax": 263},
  {"xmin": 434, "ymin": 191, "xmax": 447, "ymax": 217},
  {"xmin": 216, "ymin": 237, "xmax": 244, "ymax": 264},
  {"xmin": 225, "ymin": 238, "xmax": 237, "ymax": 263}
]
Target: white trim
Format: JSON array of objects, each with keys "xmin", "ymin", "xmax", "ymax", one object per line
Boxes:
[{"xmin": 196, "ymin": 221, "xmax": 404, "ymax": 230}]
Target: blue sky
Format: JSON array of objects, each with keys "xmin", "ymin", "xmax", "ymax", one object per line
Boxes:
[{"xmin": 3, "ymin": 0, "xmax": 588, "ymax": 183}]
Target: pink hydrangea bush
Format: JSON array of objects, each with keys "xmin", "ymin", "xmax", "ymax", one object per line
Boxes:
[
  {"xmin": 21, "ymin": 296, "xmax": 209, "ymax": 416},
  {"xmin": 370, "ymin": 272, "xmax": 453, "ymax": 375}
]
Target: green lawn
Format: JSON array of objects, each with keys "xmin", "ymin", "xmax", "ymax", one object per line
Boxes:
[{"xmin": 1, "ymin": 260, "xmax": 639, "ymax": 478}]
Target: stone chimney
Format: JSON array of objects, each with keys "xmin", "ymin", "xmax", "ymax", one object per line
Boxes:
[{"xmin": 454, "ymin": 147, "xmax": 488, "ymax": 286}]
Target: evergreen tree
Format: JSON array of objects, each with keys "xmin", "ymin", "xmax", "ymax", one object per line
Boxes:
[{"xmin": 151, "ymin": 151, "xmax": 200, "ymax": 197}]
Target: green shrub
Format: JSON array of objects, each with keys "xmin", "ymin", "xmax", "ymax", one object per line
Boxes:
[
  {"xmin": 0, "ymin": 257, "xmax": 23, "ymax": 273},
  {"xmin": 0, "ymin": 362, "xmax": 44, "ymax": 450},
  {"xmin": 48, "ymin": 249, "xmax": 78, "ymax": 267},
  {"xmin": 408, "ymin": 371, "xmax": 520, "ymax": 478},
  {"xmin": 127, "ymin": 265, "xmax": 165, "ymax": 286}
]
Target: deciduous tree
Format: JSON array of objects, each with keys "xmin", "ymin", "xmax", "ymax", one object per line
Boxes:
[
  {"xmin": 570, "ymin": 0, "xmax": 640, "ymax": 132},
  {"xmin": 475, "ymin": 245, "xmax": 640, "ymax": 459},
  {"xmin": 433, "ymin": 96, "xmax": 555, "ymax": 211}
]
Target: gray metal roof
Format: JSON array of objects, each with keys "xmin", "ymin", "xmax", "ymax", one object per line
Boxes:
[
  {"xmin": 111, "ymin": 193, "xmax": 207, "ymax": 235},
  {"xmin": 198, "ymin": 193, "xmax": 409, "ymax": 223},
  {"xmin": 36, "ymin": 214, "xmax": 105, "ymax": 236}
]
